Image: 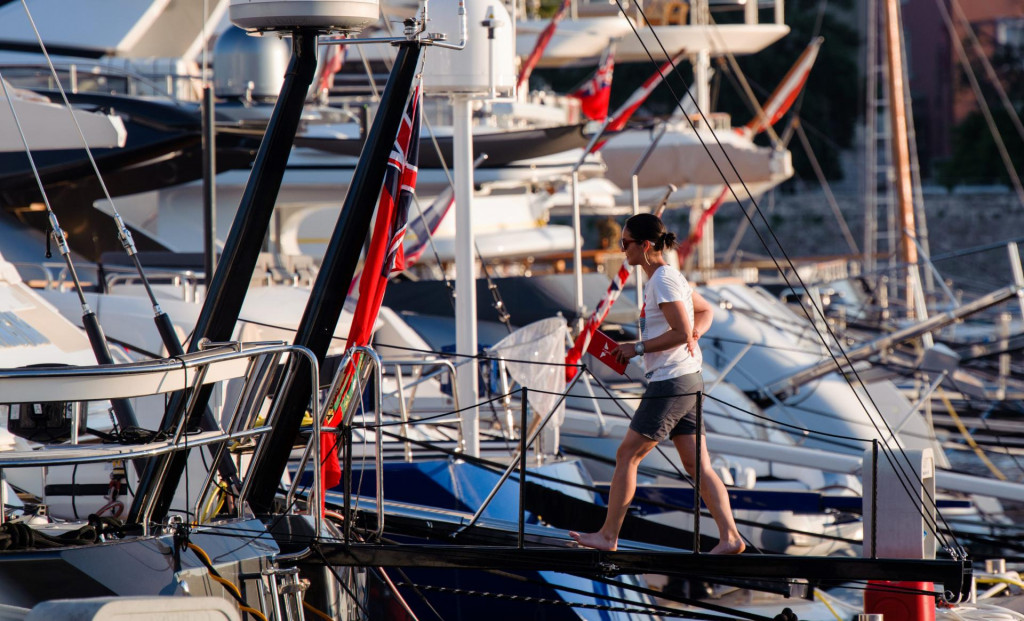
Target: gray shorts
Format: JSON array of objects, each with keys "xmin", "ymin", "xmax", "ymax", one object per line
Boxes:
[{"xmin": 629, "ymin": 372, "xmax": 705, "ymax": 442}]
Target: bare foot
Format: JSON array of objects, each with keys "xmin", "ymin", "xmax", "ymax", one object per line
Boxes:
[
  {"xmin": 569, "ymin": 531, "xmax": 617, "ymax": 551},
  {"xmin": 709, "ymin": 538, "xmax": 746, "ymax": 555}
]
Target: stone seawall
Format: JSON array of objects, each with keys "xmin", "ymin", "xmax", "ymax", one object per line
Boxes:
[{"xmin": 706, "ymin": 189, "xmax": 1024, "ymax": 293}]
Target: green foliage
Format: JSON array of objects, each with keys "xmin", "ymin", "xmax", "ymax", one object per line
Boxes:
[
  {"xmin": 936, "ymin": 109, "xmax": 1024, "ymax": 189},
  {"xmin": 536, "ymin": 0, "xmax": 567, "ymax": 19},
  {"xmin": 937, "ymin": 43, "xmax": 1024, "ymax": 189}
]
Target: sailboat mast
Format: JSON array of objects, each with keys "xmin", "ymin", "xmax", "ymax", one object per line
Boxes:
[
  {"xmin": 882, "ymin": 0, "xmax": 917, "ymax": 315},
  {"xmin": 690, "ymin": 0, "xmax": 714, "ymax": 273}
]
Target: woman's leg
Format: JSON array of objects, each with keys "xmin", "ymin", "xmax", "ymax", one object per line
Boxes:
[
  {"xmin": 570, "ymin": 429, "xmax": 657, "ymax": 551},
  {"xmin": 672, "ymin": 433, "xmax": 745, "ymax": 554}
]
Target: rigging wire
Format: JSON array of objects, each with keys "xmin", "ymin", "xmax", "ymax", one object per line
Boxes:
[
  {"xmin": 478, "ymin": 568, "xmax": 742, "ymax": 620},
  {"xmin": 377, "ymin": 564, "xmax": 445, "ymax": 621},
  {"xmin": 355, "ymin": 338, "xmax": 1009, "ymax": 460},
  {"xmin": 310, "ymin": 546, "xmax": 375, "ymax": 619},
  {"xmin": 0, "ymin": 65, "xmax": 146, "ymax": 443},
  {"xmin": 792, "ymin": 120, "xmax": 860, "ymax": 254},
  {"xmin": 583, "ymin": 571, "xmax": 785, "ymax": 621},
  {"xmin": 353, "ymin": 338, "xmax": 942, "ymax": 458},
  {"xmin": 370, "ymin": 427, "xmax": 857, "ymax": 547},
  {"xmin": 365, "ymin": 338, "xmax": 921, "ymax": 452},
  {"xmin": 340, "ymin": 421, "xmax": 856, "ymax": 548},
  {"xmin": 612, "ymin": 0, "xmax": 966, "ymax": 556},
  {"xmin": 0, "ymin": 72, "xmax": 90, "ymax": 312},
  {"xmin": 408, "ymin": 192, "xmax": 458, "ymax": 305},
  {"xmin": 16, "ymin": 0, "xmax": 186, "ymax": 357}
]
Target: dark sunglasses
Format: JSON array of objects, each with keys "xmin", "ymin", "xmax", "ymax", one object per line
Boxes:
[{"xmin": 620, "ymin": 237, "xmax": 640, "ymax": 250}]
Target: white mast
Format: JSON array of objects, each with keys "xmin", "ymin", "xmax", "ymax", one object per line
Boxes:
[
  {"xmin": 690, "ymin": 0, "xmax": 715, "ymax": 273},
  {"xmin": 423, "ymin": 1, "xmax": 515, "ymax": 458}
]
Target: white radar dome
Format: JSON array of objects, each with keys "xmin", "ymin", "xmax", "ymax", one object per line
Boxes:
[
  {"xmin": 214, "ymin": 26, "xmax": 291, "ymax": 99},
  {"xmin": 230, "ymin": 0, "xmax": 380, "ymax": 33},
  {"xmin": 422, "ymin": 1, "xmax": 515, "ymax": 95}
]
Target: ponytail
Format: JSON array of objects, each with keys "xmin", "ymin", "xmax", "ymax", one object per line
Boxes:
[{"xmin": 624, "ymin": 213, "xmax": 678, "ymax": 251}]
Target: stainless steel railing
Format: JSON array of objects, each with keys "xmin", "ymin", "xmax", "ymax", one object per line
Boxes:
[{"xmin": 0, "ymin": 342, "xmax": 321, "ymax": 534}]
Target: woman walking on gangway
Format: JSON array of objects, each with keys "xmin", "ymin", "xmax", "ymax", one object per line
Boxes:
[{"xmin": 570, "ymin": 213, "xmax": 745, "ymax": 554}]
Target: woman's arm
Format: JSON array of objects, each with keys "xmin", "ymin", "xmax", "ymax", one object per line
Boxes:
[
  {"xmin": 691, "ymin": 291, "xmax": 713, "ymax": 341},
  {"xmin": 655, "ymin": 300, "xmax": 696, "ymax": 356}
]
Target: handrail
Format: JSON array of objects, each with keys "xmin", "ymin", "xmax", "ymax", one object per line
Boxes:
[
  {"xmin": 288, "ymin": 346, "xmax": 383, "ymax": 539},
  {"xmin": 350, "ymin": 347, "xmax": 385, "ymax": 540},
  {"xmin": 0, "ymin": 62, "xmax": 193, "ymax": 102},
  {"xmin": 380, "ymin": 357, "xmax": 462, "ymax": 450},
  {"xmin": 395, "ymin": 366, "xmax": 414, "ymax": 462},
  {"xmin": 0, "ymin": 343, "xmax": 319, "ymax": 533},
  {"xmin": 0, "ymin": 343, "xmax": 277, "ymax": 402},
  {"xmin": 129, "ymin": 342, "xmax": 318, "ymax": 531},
  {"xmin": 276, "ymin": 345, "xmax": 323, "ymax": 536},
  {"xmin": 105, "ymin": 268, "xmax": 201, "ymax": 302},
  {"xmin": 0, "ymin": 427, "xmax": 270, "ymax": 468},
  {"xmin": 228, "ymin": 345, "xmax": 322, "ymax": 532},
  {"xmin": 192, "ymin": 349, "xmax": 286, "ymax": 525}
]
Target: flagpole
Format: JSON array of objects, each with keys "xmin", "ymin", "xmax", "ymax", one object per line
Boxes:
[{"xmin": 630, "ymin": 123, "xmax": 669, "ymax": 325}]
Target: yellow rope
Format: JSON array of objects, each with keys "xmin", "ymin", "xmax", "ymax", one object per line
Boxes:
[
  {"xmin": 237, "ymin": 604, "xmax": 267, "ymax": 620},
  {"xmin": 937, "ymin": 387, "xmax": 1007, "ymax": 481},
  {"xmin": 813, "ymin": 588, "xmax": 845, "ymax": 621},
  {"xmin": 187, "ymin": 542, "xmax": 269, "ymax": 621},
  {"xmin": 197, "ymin": 482, "xmax": 228, "ymax": 525},
  {"xmin": 303, "ymin": 600, "xmax": 336, "ymax": 621},
  {"xmin": 977, "ymin": 575, "xmax": 1024, "ymax": 589}
]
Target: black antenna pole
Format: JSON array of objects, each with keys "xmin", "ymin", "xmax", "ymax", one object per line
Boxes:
[
  {"xmin": 202, "ymin": 83, "xmax": 218, "ymax": 289},
  {"xmin": 246, "ymin": 40, "xmax": 423, "ymax": 514},
  {"xmin": 191, "ymin": 31, "xmax": 318, "ymax": 349},
  {"xmin": 128, "ymin": 29, "xmax": 320, "ymax": 525}
]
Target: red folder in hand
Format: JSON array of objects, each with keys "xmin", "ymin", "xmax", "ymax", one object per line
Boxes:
[{"xmin": 587, "ymin": 330, "xmax": 628, "ymax": 375}]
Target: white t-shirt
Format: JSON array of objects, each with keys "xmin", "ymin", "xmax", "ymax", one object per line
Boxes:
[{"xmin": 639, "ymin": 265, "xmax": 702, "ymax": 381}]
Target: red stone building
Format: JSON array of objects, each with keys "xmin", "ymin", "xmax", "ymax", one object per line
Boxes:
[{"xmin": 898, "ymin": 0, "xmax": 1024, "ymax": 174}]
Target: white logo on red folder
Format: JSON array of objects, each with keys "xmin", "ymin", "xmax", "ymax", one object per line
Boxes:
[{"xmin": 587, "ymin": 330, "xmax": 627, "ymax": 374}]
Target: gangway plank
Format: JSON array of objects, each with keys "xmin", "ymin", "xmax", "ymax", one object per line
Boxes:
[
  {"xmin": 309, "ymin": 494, "xmax": 972, "ymax": 601},
  {"xmin": 314, "ymin": 543, "xmax": 970, "ymax": 601}
]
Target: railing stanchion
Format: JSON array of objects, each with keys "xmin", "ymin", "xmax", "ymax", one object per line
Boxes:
[
  {"xmin": 370, "ymin": 349, "xmax": 385, "ymax": 540},
  {"xmin": 871, "ymin": 438, "xmax": 878, "ymax": 559},
  {"xmin": 518, "ymin": 386, "xmax": 528, "ymax": 549},
  {"xmin": 693, "ymin": 390, "xmax": 703, "ymax": 554},
  {"xmin": 395, "ymin": 365, "xmax": 413, "ymax": 462},
  {"xmin": 343, "ymin": 419, "xmax": 353, "ymax": 544}
]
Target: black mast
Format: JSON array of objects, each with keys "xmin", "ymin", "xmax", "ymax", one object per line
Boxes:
[
  {"xmin": 246, "ymin": 40, "xmax": 423, "ymax": 514},
  {"xmin": 128, "ymin": 28, "xmax": 320, "ymax": 525}
]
